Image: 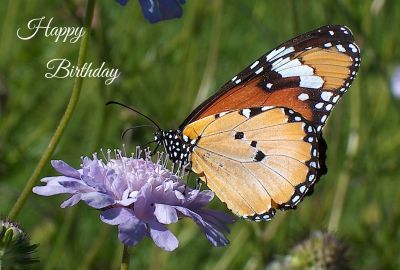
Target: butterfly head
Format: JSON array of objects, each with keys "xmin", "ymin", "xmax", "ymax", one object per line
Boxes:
[{"xmin": 155, "ymin": 130, "xmax": 191, "ymax": 165}]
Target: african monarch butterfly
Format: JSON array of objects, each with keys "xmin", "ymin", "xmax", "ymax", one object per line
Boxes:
[{"xmin": 114, "ymin": 25, "xmax": 361, "ymax": 221}]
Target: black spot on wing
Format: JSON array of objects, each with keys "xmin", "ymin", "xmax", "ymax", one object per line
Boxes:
[
  {"xmin": 234, "ymin": 132, "xmax": 244, "ymax": 140},
  {"xmin": 254, "ymin": 150, "xmax": 266, "ymax": 162}
]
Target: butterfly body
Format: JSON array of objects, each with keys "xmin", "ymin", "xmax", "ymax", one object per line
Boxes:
[
  {"xmin": 155, "ymin": 25, "xmax": 360, "ymax": 221},
  {"xmin": 155, "ymin": 130, "xmax": 193, "ymax": 164}
]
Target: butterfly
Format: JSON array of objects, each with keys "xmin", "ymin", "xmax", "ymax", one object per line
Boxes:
[{"xmin": 150, "ymin": 25, "xmax": 360, "ymax": 221}]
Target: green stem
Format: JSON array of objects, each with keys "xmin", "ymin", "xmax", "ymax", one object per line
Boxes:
[
  {"xmin": 120, "ymin": 245, "xmax": 131, "ymax": 270},
  {"xmin": 8, "ymin": 0, "xmax": 97, "ymax": 220}
]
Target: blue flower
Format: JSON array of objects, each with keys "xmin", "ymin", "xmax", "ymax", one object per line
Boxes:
[
  {"xmin": 116, "ymin": 0, "xmax": 186, "ymax": 24},
  {"xmin": 33, "ymin": 149, "xmax": 234, "ymax": 251}
]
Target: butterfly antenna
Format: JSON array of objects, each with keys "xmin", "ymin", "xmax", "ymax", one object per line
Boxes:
[
  {"xmin": 121, "ymin": 125, "xmax": 158, "ymax": 140},
  {"xmin": 106, "ymin": 101, "xmax": 161, "ymax": 130}
]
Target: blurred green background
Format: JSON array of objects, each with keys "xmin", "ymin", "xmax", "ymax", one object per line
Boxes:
[{"xmin": 1, "ymin": 0, "xmax": 400, "ymax": 269}]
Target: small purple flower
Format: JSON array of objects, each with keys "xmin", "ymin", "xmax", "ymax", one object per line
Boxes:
[
  {"xmin": 33, "ymin": 149, "xmax": 234, "ymax": 251},
  {"xmin": 116, "ymin": 0, "xmax": 186, "ymax": 24},
  {"xmin": 391, "ymin": 66, "xmax": 400, "ymax": 99}
]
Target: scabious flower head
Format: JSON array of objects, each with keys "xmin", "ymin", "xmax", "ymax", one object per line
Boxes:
[
  {"xmin": 266, "ymin": 231, "xmax": 350, "ymax": 270},
  {"xmin": 0, "ymin": 219, "xmax": 39, "ymax": 269},
  {"xmin": 33, "ymin": 148, "xmax": 234, "ymax": 251},
  {"xmin": 116, "ymin": 0, "xmax": 186, "ymax": 24}
]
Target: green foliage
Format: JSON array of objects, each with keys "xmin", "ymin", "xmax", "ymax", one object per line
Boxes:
[{"xmin": 0, "ymin": 0, "xmax": 399, "ymax": 269}]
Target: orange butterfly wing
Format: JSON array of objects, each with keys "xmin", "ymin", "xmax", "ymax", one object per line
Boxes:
[
  {"xmin": 184, "ymin": 107, "xmax": 322, "ymax": 220},
  {"xmin": 180, "ymin": 25, "xmax": 360, "ymax": 133}
]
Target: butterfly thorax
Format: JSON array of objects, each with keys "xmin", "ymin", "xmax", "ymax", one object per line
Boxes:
[{"xmin": 155, "ymin": 130, "xmax": 193, "ymax": 165}]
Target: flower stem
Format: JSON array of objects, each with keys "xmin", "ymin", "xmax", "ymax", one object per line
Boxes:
[
  {"xmin": 120, "ymin": 245, "xmax": 131, "ymax": 270},
  {"xmin": 7, "ymin": 0, "xmax": 97, "ymax": 220}
]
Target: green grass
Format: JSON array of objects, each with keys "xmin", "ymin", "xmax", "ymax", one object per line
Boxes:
[{"xmin": 1, "ymin": 0, "xmax": 400, "ymax": 269}]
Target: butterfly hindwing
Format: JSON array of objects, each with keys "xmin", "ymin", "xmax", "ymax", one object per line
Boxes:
[
  {"xmin": 180, "ymin": 25, "xmax": 360, "ymax": 133},
  {"xmin": 184, "ymin": 106, "xmax": 323, "ymax": 221}
]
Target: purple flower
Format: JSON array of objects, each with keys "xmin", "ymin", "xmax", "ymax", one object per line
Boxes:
[
  {"xmin": 391, "ymin": 66, "xmax": 400, "ymax": 99},
  {"xmin": 116, "ymin": 0, "xmax": 186, "ymax": 24},
  {"xmin": 33, "ymin": 149, "xmax": 234, "ymax": 251}
]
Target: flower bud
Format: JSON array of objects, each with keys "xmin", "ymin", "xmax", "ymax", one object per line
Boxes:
[{"xmin": 0, "ymin": 219, "xmax": 38, "ymax": 269}]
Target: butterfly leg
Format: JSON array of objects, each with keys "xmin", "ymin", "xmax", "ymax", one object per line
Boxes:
[{"xmin": 195, "ymin": 177, "xmax": 202, "ymax": 190}]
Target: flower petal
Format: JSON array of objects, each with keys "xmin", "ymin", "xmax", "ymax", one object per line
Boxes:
[
  {"xmin": 118, "ymin": 217, "xmax": 147, "ymax": 247},
  {"xmin": 148, "ymin": 221, "xmax": 179, "ymax": 251},
  {"xmin": 60, "ymin": 194, "xmax": 82, "ymax": 208},
  {"xmin": 100, "ymin": 207, "xmax": 135, "ymax": 225},
  {"xmin": 51, "ymin": 160, "xmax": 80, "ymax": 178},
  {"xmin": 33, "ymin": 184, "xmax": 75, "ymax": 196},
  {"xmin": 184, "ymin": 189, "xmax": 214, "ymax": 209},
  {"xmin": 175, "ymin": 206, "xmax": 230, "ymax": 247},
  {"xmin": 116, "ymin": 0, "xmax": 129, "ymax": 5},
  {"xmin": 138, "ymin": 0, "xmax": 185, "ymax": 24},
  {"xmin": 198, "ymin": 209, "xmax": 236, "ymax": 234},
  {"xmin": 81, "ymin": 192, "xmax": 115, "ymax": 209},
  {"xmin": 58, "ymin": 180, "xmax": 93, "ymax": 192},
  {"xmin": 154, "ymin": 204, "xmax": 178, "ymax": 224}
]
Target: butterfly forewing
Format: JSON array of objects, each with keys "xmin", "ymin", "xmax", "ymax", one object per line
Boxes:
[
  {"xmin": 180, "ymin": 25, "xmax": 360, "ymax": 133},
  {"xmin": 185, "ymin": 107, "xmax": 321, "ymax": 221}
]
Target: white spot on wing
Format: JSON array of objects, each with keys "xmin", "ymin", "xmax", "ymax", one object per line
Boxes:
[
  {"xmin": 321, "ymin": 91, "xmax": 333, "ymax": 101},
  {"xmin": 298, "ymin": 93, "xmax": 309, "ymax": 101},
  {"xmin": 266, "ymin": 83, "xmax": 273, "ymax": 89},
  {"xmin": 266, "ymin": 47, "xmax": 285, "ymax": 61},
  {"xmin": 231, "ymin": 76, "xmax": 237, "ymax": 82},
  {"xmin": 261, "ymin": 106, "xmax": 274, "ymax": 111},
  {"xmin": 292, "ymin": 195, "xmax": 300, "ymax": 203},
  {"xmin": 242, "ymin": 109, "xmax": 251, "ymax": 118},
  {"xmin": 332, "ymin": 95, "xmax": 340, "ymax": 103},
  {"xmin": 274, "ymin": 59, "xmax": 302, "ymax": 72},
  {"xmin": 266, "ymin": 46, "xmax": 294, "ymax": 62},
  {"xmin": 336, "ymin": 44, "xmax": 346, "ymax": 52},
  {"xmin": 217, "ymin": 111, "xmax": 228, "ymax": 117},
  {"xmin": 329, "ymin": 30, "xmax": 334, "ymax": 35},
  {"xmin": 272, "ymin": 57, "xmax": 289, "ymax": 68},
  {"xmin": 279, "ymin": 65, "xmax": 314, "ymax": 78},
  {"xmin": 299, "ymin": 76, "xmax": 324, "ymax": 88},
  {"xmin": 349, "ymin": 44, "xmax": 358, "ymax": 53},
  {"xmin": 255, "ymin": 67, "xmax": 264, "ymax": 74},
  {"xmin": 250, "ymin": 60, "xmax": 259, "ymax": 69},
  {"xmin": 324, "ymin": 42, "xmax": 332, "ymax": 48}
]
